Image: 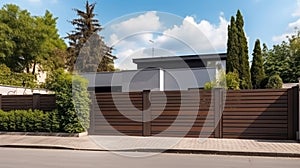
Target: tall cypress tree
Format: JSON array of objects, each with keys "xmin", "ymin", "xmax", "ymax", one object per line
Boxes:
[
  {"xmin": 235, "ymin": 10, "xmax": 252, "ymax": 89},
  {"xmin": 251, "ymin": 39, "xmax": 265, "ymax": 89},
  {"xmin": 226, "ymin": 16, "xmax": 239, "ymax": 74}
]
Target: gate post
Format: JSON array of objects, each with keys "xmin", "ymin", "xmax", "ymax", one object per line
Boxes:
[
  {"xmin": 214, "ymin": 88, "xmax": 224, "ymax": 138},
  {"xmin": 292, "ymin": 86, "xmax": 299, "ymax": 141},
  {"xmin": 0, "ymin": 94, "xmax": 2, "ymax": 110},
  {"xmin": 88, "ymin": 91, "xmax": 96, "ymax": 134},
  {"xmin": 142, "ymin": 90, "xmax": 151, "ymax": 136},
  {"xmin": 288, "ymin": 86, "xmax": 299, "ymax": 140},
  {"xmin": 32, "ymin": 93, "xmax": 40, "ymax": 110}
]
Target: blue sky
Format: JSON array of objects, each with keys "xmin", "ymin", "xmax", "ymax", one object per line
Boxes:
[{"xmin": 0, "ymin": 0, "xmax": 299, "ymax": 69}]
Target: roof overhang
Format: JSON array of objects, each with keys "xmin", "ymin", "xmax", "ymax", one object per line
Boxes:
[{"xmin": 132, "ymin": 53, "xmax": 227, "ymax": 64}]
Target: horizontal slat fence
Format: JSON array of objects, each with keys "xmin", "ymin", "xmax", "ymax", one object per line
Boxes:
[
  {"xmin": 150, "ymin": 90, "xmax": 215, "ymax": 138},
  {"xmin": 90, "ymin": 92, "xmax": 143, "ymax": 136},
  {"xmin": 223, "ymin": 89, "xmax": 289, "ymax": 140},
  {"xmin": 89, "ymin": 87, "xmax": 299, "ymax": 140},
  {"xmin": 0, "ymin": 94, "xmax": 56, "ymax": 111}
]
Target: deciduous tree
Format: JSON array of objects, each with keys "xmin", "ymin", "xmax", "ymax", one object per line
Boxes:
[
  {"xmin": 263, "ymin": 32, "xmax": 300, "ymax": 83},
  {"xmin": 0, "ymin": 4, "xmax": 66, "ymax": 74}
]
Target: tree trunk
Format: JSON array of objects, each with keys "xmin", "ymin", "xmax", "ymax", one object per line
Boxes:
[{"xmin": 32, "ymin": 61, "xmax": 36, "ymax": 75}]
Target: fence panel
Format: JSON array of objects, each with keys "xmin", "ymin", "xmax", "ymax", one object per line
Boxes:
[
  {"xmin": 90, "ymin": 92, "xmax": 143, "ymax": 136},
  {"xmin": 2, "ymin": 95, "xmax": 33, "ymax": 111},
  {"xmin": 0, "ymin": 94, "xmax": 56, "ymax": 111},
  {"xmin": 39, "ymin": 94, "xmax": 56, "ymax": 111},
  {"xmin": 223, "ymin": 89, "xmax": 289, "ymax": 140},
  {"xmin": 89, "ymin": 88, "xmax": 298, "ymax": 140},
  {"xmin": 150, "ymin": 90, "xmax": 215, "ymax": 138}
]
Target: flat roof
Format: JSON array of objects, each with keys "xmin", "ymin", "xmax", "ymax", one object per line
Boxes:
[{"xmin": 132, "ymin": 53, "xmax": 227, "ymax": 64}]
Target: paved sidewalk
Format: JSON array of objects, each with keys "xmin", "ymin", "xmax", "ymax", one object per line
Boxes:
[{"xmin": 0, "ymin": 135, "xmax": 300, "ymax": 157}]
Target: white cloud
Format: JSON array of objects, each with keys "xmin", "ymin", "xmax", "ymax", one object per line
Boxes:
[
  {"xmin": 288, "ymin": 19, "xmax": 300, "ymax": 30},
  {"xmin": 108, "ymin": 12, "xmax": 229, "ymax": 70},
  {"xmin": 114, "ymin": 48, "xmax": 145, "ymax": 70},
  {"xmin": 272, "ymin": 18, "xmax": 300, "ymax": 43},
  {"xmin": 111, "ymin": 11, "xmax": 161, "ymax": 34},
  {"xmin": 109, "ymin": 11, "xmax": 161, "ymax": 45},
  {"xmin": 155, "ymin": 15, "xmax": 228, "ymax": 53},
  {"xmin": 115, "ymin": 48, "xmax": 176, "ymax": 70},
  {"xmin": 108, "ymin": 11, "xmax": 162, "ymax": 70},
  {"xmin": 293, "ymin": 0, "xmax": 300, "ymax": 17},
  {"xmin": 272, "ymin": 33, "xmax": 291, "ymax": 43},
  {"xmin": 273, "ymin": 0, "xmax": 300, "ymax": 43}
]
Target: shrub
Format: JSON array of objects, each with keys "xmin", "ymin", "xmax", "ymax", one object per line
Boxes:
[
  {"xmin": 0, "ymin": 64, "xmax": 37, "ymax": 88},
  {"xmin": 45, "ymin": 69, "xmax": 90, "ymax": 133},
  {"xmin": 204, "ymin": 81, "xmax": 216, "ymax": 90},
  {"xmin": 204, "ymin": 71, "xmax": 240, "ymax": 90},
  {"xmin": 265, "ymin": 74, "xmax": 283, "ymax": 89},
  {"xmin": 0, "ymin": 110, "xmax": 59, "ymax": 132},
  {"xmin": 226, "ymin": 72, "xmax": 240, "ymax": 90}
]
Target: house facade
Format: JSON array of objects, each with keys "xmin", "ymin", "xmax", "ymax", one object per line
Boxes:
[{"xmin": 84, "ymin": 53, "xmax": 226, "ymax": 92}]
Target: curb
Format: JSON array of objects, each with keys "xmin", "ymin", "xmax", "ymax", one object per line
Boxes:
[
  {"xmin": 163, "ymin": 149, "xmax": 300, "ymax": 158},
  {"xmin": 0, "ymin": 132, "xmax": 88, "ymax": 137},
  {"xmin": 1, "ymin": 145, "xmax": 300, "ymax": 158},
  {"xmin": 0, "ymin": 144, "xmax": 105, "ymax": 152}
]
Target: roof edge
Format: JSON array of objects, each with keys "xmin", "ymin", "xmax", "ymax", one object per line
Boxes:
[{"xmin": 132, "ymin": 53, "xmax": 227, "ymax": 64}]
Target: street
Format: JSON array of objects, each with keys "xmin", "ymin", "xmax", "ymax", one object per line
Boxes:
[{"xmin": 0, "ymin": 148, "xmax": 299, "ymax": 168}]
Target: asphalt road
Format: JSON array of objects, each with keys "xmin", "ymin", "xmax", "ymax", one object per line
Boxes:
[{"xmin": 0, "ymin": 148, "xmax": 300, "ymax": 168}]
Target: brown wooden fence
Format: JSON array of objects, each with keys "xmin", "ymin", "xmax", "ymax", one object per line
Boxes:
[
  {"xmin": 149, "ymin": 90, "xmax": 215, "ymax": 137},
  {"xmin": 223, "ymin": 89, "xmax": 289, "ymax": 139},
  {"xmin": 0, "ymin": 94, "xmax": 56, "ymax": 111},
  {"xmin": 90, "ymin": 92, "xmax": 143, "ymax": 136},
  {"xmin": 89, "ymin": 87, "xmax": 299, "ymax": 140}
]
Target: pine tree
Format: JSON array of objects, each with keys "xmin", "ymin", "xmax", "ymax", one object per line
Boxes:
[
  {"xmin": 66, "ymin": 1, "xmax": 115, "ymax": 72},
  {"xmin": 235, "ymin": 10, "xmax": 252, "ymax": 89},
  {"xmin": 226, "ymin": 16, "xmax": 239, "ymax": 74},
  {"xmin": 250, "ymin": 39, "xmax": 265, "ymax": 89},
  {"xmin": 97, "ymin": 47, "xmax": 115, "ymax": 72}
]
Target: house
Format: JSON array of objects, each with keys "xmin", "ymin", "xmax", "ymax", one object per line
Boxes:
[
  {"xmin": 84, "ymin": 53, "xmax": 227, "ymax": 92},
  {"xmin": 133, "ymin": 53, "xmax": 226, "ymax": 69}
]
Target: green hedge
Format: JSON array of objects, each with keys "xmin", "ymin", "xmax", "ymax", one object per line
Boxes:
[
  {"xmin": 0, "ymin": 110, "xmax": 59, "ymax": 132},
  {"xmin": 45, "ymin": 69, "xmax": 90, "ymax": 133}
]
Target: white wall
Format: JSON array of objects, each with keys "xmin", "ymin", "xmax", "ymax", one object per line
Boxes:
[
  {"xmin": 83, "ymin": 67, "xmax": 216, "ymax": 92},
  {"xmin": 164, "ymin": 68, "xmax": 216, "ymax": 90},
  {"xmin": 0, "ymin": 85, "xmax": 53, "ymax": 95},
  {"xmin": 121, "ymin": 69, "xmax": 161, "ymax": 92},
  {"xmin": 83, "ymin": 69, "xmax": 162, "ymax": 92}
]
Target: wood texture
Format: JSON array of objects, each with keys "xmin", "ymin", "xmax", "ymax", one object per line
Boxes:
[
  {"xmin": 223, "ymin": 89, "xmax": 290, "ymax": 140},
  {"xmin": 90, "ymin": 92, "xmax": 143, "ymax": 136},
  {"xmin": 90, "ymin": 88, "xmax": 299, "ymax": 140},
  {"xmin": 0, "ymin": 94, "xmax": 56, "ymax": 111}
]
